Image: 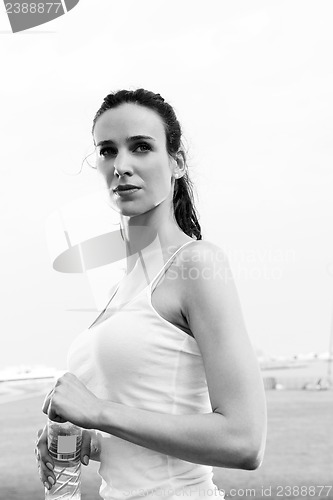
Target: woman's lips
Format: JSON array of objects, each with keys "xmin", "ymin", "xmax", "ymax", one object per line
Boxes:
[{"xmin": 114, "ymin": 187, "xmax": 141, "ymax": 196}]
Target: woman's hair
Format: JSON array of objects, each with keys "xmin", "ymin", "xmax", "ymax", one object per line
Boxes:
[{"xmin": 92, "ymin": 88, "xmax": 202, "ymax": 240}]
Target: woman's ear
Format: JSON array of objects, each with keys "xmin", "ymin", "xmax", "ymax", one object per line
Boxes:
[{"xmin": 173, "ymin": 151, "xmax": 186, "ymax": 179}]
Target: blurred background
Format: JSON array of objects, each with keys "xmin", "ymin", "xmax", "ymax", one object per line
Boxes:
[{"xmin": 0, "ymin": 0, "xmax": 332, "ymax": 498}]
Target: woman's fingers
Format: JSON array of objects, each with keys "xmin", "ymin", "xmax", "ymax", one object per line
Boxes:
[
  {"xmin": 42, "ymin": 386, "xmax": 67, "ymax": 423},
  {"xmin": 35, "ymin": 425, "xmax": 56, "ymax": 490},
  {"xmin": 42, "ymin": 388, "xmax": 54, "ymax": 415},
  {"xmin": 81, "ymin": 429, "xmax": 91, "ymax": 466}
]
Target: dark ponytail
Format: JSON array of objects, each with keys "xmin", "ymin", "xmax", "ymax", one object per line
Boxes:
[{"xmin": 92, "ymin": 88, "xmax": 202, "ymax": 240}]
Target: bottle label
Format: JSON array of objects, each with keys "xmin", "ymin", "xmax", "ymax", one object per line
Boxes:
[
  {"xmin": 58, "ymin": 435, "xmax": 77, "ymax": 454},
  {"xmin": 49, "ymin": 435, "xmax": 81, "ymax": 461}
]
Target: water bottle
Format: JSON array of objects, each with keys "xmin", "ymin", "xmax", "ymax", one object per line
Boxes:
[{"xmin": 46, "ymin": 418, "xmax": 82, "ymax": 500}]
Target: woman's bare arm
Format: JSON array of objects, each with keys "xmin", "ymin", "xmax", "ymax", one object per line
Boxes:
[{"xmin": 91, "ymin": 241, "xmax": 267, "ymax": 470}]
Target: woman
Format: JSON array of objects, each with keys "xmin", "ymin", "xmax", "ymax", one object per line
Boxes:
[{"xmin": 36, "ymin": 89, "xmax": 267, "ymax": 499}]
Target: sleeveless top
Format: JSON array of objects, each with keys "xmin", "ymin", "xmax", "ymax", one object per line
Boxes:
[{"xmin": 67, "ymin": 241, "xmax": 224, "ymax": 500}]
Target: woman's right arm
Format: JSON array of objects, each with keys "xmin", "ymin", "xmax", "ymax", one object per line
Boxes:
[{"xmin": 35, "ymin": 424, "xmax": 100, "ymax": 490}]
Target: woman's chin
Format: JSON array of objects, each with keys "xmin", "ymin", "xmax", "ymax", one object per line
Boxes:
[{"xmin": 114, "ymin": 204, "xmax": 145, "ymax": 217}]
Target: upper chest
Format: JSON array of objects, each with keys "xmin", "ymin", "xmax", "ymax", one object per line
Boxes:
[{"xmin": 107, "ymin": 260, "xmax": 193, "ymax": 337}]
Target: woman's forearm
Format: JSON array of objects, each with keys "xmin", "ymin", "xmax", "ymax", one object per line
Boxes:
[{"xmin": 94, "ymin": 401, "xmax": 262, "ymax": 470}]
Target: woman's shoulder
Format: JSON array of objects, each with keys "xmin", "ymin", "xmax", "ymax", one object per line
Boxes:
[
  {"xmin": 172, "ymin": 239, "xmax": 233, "ymax": 294},
  {"xmin": 177, "ymin": 239, "xmax": 230, "ymax": 266}
]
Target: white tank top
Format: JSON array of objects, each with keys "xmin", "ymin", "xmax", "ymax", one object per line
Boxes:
[{"xmin": 67, "ymin": 241, "xmax": 224, "ymax": 500}]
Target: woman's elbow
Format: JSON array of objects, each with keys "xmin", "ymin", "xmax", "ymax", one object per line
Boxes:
[
  {"xmin": 239, "ymin": 407, "xmax": 267, "ymax": 470},
  {"xmin": 211, "ymin": 434, "xmax": 265, "ymax": 470},
  {"xmin": 239, "ymin": 428, "xmax": 266, "ymax": 470},
  {"xmin": 224, "ymin": 425, "xmax": 266, "ymax": 470},
  {"xmin": 239, "ymin": 445, "xmax": 264, "ymax": 471},
  {"xmin": 212, "ymin": 439, "xmax": 264, "ymax": 470},
  {"xmin": 211, "ymin": 409, "xmax": 267, "ymax": 470}
]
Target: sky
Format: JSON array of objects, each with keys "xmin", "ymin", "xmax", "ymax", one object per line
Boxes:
[{"xmin": 1, "ymin": 0, "xmax": 333, "ymax": 370}]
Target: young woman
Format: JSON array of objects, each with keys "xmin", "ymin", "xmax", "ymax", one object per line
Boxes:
[{"xmin": 36, "ymin": 89, "xmax": 267, "ymax": 499}]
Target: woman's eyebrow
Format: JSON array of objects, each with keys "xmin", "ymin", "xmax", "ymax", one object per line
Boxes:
[
  {"xmin": 127, "ymin": 135, "xmax": 156, "ymax": 142},
  {"xmin": 96, "ymin": 135, "xmax": 156, "ymax": 147}
]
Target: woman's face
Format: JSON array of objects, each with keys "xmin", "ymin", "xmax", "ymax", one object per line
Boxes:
[{"xmin": 93, "ymin": 103, "xmax": 176, "ymax": 217}]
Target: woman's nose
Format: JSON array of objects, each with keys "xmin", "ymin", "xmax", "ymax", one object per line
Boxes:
[{"xmin": 114, "ymin": 152, "xmax": 134, "ymax": 177}]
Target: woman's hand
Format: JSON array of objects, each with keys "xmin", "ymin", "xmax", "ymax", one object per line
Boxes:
[
  {"xmin": 42, "ymin": 372, "xmax": 103, "ymax": 428},
  {"xmin": 35, "ymin": 424, "xmax": 92, "ymax": 491}
]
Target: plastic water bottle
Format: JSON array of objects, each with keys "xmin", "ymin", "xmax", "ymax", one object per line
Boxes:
[{"xmin": 46, "ymin": 418, "xmax": 82, "ymax": 500}]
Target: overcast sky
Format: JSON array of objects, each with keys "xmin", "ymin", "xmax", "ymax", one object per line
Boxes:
[{"xmin": 1, "ymin": 0, "xmax": 333, "ymax": 370}]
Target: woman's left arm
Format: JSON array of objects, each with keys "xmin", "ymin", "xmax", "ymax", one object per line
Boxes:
[{"xmin": 43, "ymin": 242, "xmax": 267, "ymax": 470}]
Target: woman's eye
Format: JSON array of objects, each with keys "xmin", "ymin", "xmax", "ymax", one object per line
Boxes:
[
  {"xmin": 133, "ymin": 143, "xmax": 152, "ymax": 153},
  {"xmin": 99, "ymin": 147, "xmax": 117, "ymax": 157}
]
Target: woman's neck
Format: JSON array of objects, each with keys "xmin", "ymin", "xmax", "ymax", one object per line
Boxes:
[{"xmin": 119, "ymin": 216, "xmax": 192, "ymax": 275}]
